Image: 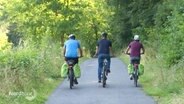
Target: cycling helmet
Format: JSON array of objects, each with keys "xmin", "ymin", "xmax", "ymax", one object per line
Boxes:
[
  {"xmin": 101, "ymin": 32, "xmax": 108, "ymax": 38},
  {"xmin": 134, "ymin": 35, "xmax": 139, "ymax": 40},
  {"xmin": 68, "ymin": 34, "xmax": 75, "ymax": 39}
]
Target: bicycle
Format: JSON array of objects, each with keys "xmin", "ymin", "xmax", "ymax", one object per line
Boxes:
[
  {"xmin": 125, "ymin": 53, "xmax": 142, "ymax": 87},
  {"xmin": 66, "ymin": 60, "xmax": 76, "ymax": 89}
]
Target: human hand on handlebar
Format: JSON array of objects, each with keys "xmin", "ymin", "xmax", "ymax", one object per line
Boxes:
[
  {"xmin": 110, "ymin": 54, "xmax": 116, "ymax": 58},
  {"xmin": 124, "ymin": 52, "xmax": 130, "ymax": 55},
  {"xmin": 79, "ymin": 55, "xmax": 83, "ymax": 58},
  {"xmin": 93, "ymin": 54, "xmax": 98, "ymax": 58}
]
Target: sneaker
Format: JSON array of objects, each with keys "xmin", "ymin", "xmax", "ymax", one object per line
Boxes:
[
  {"xmin": 129, "ymin": 74, "xmax": 133, "ymax": 80},
  {"xmin": 98, "ymin": 80, "xmax": 101, "ymax": 83},
  {"xmin": 106, "ymin": 70, "xmax": 111, "ymax": 76},
  {"xmin": 74, "ymin": 78, "xmax": 78, "ymax": 84},
  {"xmin": 107, "ymin": 70, "xmax": 111, "ymax": 73}
]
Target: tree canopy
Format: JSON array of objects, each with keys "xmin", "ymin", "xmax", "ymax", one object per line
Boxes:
[{"xmin": 1, "ymin": 0, "xmax": 184, "ymax": 65}]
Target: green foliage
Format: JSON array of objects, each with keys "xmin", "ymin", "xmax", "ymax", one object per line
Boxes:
[
  {"xmin": 0, "ymin": 41, "xmax": 62, "ymax": 103},
  {"xmin": 0, "ymin": 0, "xmax": 112, "ymax": 103},
  {"xmin": 1, "ymin": 0, "xmax": 184, "ymax": 103},
  {"xmin": 107, "ymin": 0, "xmax": 161, "ymax": 48},
  {"xmin": 154, "ymin": 0, "xmax": 184, "ymax": 66},
  {"xmin": 107, "ymin": 0, "xmax": 184, "ymax": 67},
  {"xmin": 138, "ymin": 50, "xmax": 184, "ymax": 103},
  {"xmin": 1, "ymin": 0, "xmax": 112, "ymax": 55},
  {"xmin": 121, "ymin": 45, "xmax": 184, "ymax": 104}
]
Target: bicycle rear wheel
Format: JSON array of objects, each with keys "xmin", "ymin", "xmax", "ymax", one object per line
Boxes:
[
  {"xmin": 133, "ymin": 69, "xmax": 138, "ymax": 87},
  {"xmin": 69, "ymin": 68, "xmax": 74, "ymax": 89},
  {"xmin": 102, "ymin": 68, "xmax": 107, "ymax": 88}
]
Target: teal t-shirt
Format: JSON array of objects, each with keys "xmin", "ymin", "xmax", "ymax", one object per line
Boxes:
[{"xmin": 64, "ymin": 39, "xmax": 80, "ymax": 58}]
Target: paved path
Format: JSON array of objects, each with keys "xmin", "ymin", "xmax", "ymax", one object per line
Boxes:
[{"xmin": 45, "ymin": 58, "xmax": 156, "ymax": 104}]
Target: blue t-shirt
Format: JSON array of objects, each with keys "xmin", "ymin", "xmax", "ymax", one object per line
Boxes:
[
  {"xmin": 64, "ymin": 39, "xmax": 80, "ymax": 58},
  {"xmin": 97, "ymin": 39, "xmax": 112, "ymax": 54}
]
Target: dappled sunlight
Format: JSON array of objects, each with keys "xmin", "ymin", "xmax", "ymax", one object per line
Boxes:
[{"xmin": 0, "ymin": 27, "xmax": 11, "ymax": 52}]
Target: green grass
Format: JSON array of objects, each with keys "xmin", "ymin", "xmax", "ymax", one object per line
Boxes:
[
  {"xmin": 1, "ymin": 44, "xmax": 183, "ymax": 104},
  {"xmin": 119, "ymin": 50, "xmax": 184, "ymax": 104},
  {"xmin": 0, "ymin": 42, "xmax": 64, "ymax": 104},
  {"xmin": 0, "ymin": 41, "xmax": 89, "ymax": 104},
  {"xmin": 0, "ymin": 78, "xmax": 63, "ymax": 104}
]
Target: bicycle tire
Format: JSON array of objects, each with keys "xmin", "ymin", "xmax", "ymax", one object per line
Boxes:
[
  {"xmin": 69, "ymin": 68, "xmax": 74, "ymax": 89},
  {"xmin": 134, "ymin": 68, "xmax": 138, "ymax": 87},
  {"xmin": 102, "ymin": 67, "xmax": 106, "ymax": 88}
]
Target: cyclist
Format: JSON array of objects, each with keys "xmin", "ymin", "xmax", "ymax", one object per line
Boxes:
[
  {"xmin": 63, "ymin": 34, "xmax": 83, "ymax": 84},
  {"xmin": 125, "ymin": 35, "xmax": 145, "ymax": 80},
  {"xmin": 94, "ymin": 32, "xmax": 113, "ymax": 83}
]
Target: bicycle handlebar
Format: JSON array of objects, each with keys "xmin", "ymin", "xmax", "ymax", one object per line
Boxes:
[
  {"xmin": 124, "ymin": 52, "xmax": 144, "ymax": 55},
  {"xmin": 92, "ymin": 54, "xmax": 115, "ymax": 58}
]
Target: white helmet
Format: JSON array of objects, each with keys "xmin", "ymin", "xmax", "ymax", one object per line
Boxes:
[{"xmin": 134, "ymin": 35, "xmax": 139, "ymax": 40}]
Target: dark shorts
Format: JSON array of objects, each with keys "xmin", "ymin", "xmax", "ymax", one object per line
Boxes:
[
  {"xmin": 130, "ymin": 57, "xmax": 140, "ymax": 64},
  {"xmin": 65, "ymin": 57, "xmax": 78, "ymax": 65}
]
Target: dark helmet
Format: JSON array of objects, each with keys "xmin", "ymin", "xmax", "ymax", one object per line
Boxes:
[
  {"xmin": 68, "ymin": 34, "xmax": 75, "ymax": 39},
  {"xmin": 101, "ymin": 32, "xmax": 108, "ymax": 38}
]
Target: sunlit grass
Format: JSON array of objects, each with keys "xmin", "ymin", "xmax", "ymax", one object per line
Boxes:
[
  {"xmin": 0, "ymin": 29, "xmax": 12, "ymax": 52},
  {"xmin": 120, "ymin": 47, "xmax": 184, "ymax": 104},
  {"xmin": 0, "ymin": 41, "xmax": 64, "ymax": 104}
]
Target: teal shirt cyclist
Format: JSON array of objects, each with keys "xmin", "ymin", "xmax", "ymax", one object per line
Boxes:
[{"xmin": 63, "ymin": 34, "xmax": 83, "ymax": 84}]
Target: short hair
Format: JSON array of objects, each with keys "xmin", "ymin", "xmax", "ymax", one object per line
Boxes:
[{"xmin": 101, "ymin": 32, "xmax": 107, "ymax": 38}]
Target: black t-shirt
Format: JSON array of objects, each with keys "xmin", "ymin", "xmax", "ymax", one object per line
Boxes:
[{"xmin": 97, "ymin": 39, "xmax": 112, "ymax": 54}]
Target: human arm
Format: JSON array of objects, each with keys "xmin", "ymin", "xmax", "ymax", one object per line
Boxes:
[
  {"xmin": 94, "ymin": 41, "xmax": 99, "ymax": 57},
  {"xmin": 94, "ymin": 46, "xmax": 99, "ymax": 57},
  {"xmin": 124, "ymin": 46, "xmax": 130, "ymax": 54},
  {"xmin": 78, "ymin": 47, "xmax": 83, "ymax": 57},
  {"xmin": 109, "ymin": 46, "xmax": 114, "ymax": 57},
  {"xmin": 77, "ymin": 41, "xmax": 83, "ymax": 57},
  {"xmin": 141, "ymin": 44, "xmax": 145, "ymax": 54},
  {"xmin": 108, "ymin": 41, "xmax": 114, "ymax": 56},
  {"xmin": 63, "ymin": 46, "xmax": 66, "ymax": 57}
]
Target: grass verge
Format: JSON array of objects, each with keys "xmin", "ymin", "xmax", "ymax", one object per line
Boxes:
[
  {"xmin": 119, "ymin": 52, "xmax": 184, "ymax": 104},
  {"xmin": 0, "ymin": 42, "xmax": 64, "ymax": 104},
  {"xmin": 0, "ymin": 42, "xmax": 89, "ymax": 104},
  {"xmin": 0, "ymin": 78, "xmax": 63, "ymax": 104}
]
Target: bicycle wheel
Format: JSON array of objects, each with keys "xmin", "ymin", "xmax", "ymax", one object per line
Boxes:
[
  {"xmin": 102, "ymin": 68, "xmax": 107, "ymax": 88},
  {"xmin": 69, "ymin": 68, "xmax": 74, "ymax": 89},
  {"xmin": 133, "ymin": 68, "xmax": 138, "ymax": 87}
]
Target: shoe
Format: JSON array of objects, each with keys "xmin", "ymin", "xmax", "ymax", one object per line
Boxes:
[
  {"xmin": 129, "ymin": 74, "xmax": 133, "ymax": 80},
  {"xmin": 107, "ymin": 70, "xmax": 111, "ymax": 73},
  {"xmin": 98, "ymin": 80, "xmax": 101, "ymax": 83},
  {"xmin": 105, "ymin": 77, "xmax": 107, "ymax": 80},
  {"xmin": 74, "ymin": 78, "xmax": 78, "ymax": 84},
  {"xmin": 106, "ymin": 70, "xmax": 111, "ymax": 76}
]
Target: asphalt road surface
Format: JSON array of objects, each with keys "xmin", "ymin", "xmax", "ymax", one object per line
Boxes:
[{"xmin": 45, "ymin": 58, "xmax": 156, "ymax": 104}]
